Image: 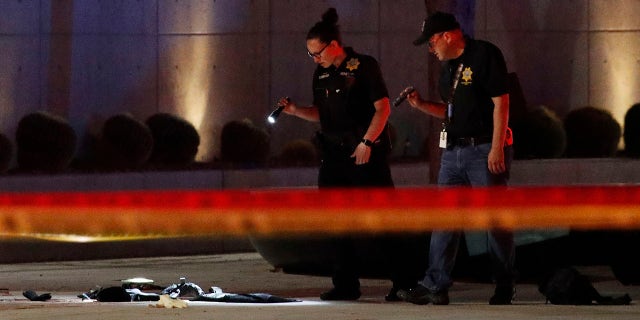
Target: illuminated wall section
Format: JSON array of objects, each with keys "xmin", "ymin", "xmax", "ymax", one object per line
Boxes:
[
  {"xmin": 589, "ymin": 0, "xmax": 640, "ymax": 149},
  {"xmin": 2, "ymin": 0, "xmax": 640, "ymax": 166},
  {"xmin": 158, "ymin": 1, "xmax": 270, "ymax": 162},
  {"xmin": 479, "ymin": 0, "xmax": 640, "ymax": 151}
]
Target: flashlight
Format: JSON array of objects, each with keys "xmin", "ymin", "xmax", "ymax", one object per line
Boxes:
[
  {"xmin": 393, "ymin": 86, "xmax": 415, "ymax": 107},
  {"xmin": 267, "ymin": 97, "xmax": 289, "ymax": 124},
  {"xmin": 267, "ymin": 106, "xmax": 284, "ymax": 124}
]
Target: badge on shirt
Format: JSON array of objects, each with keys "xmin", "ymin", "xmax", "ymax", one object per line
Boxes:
[
  {"xmin": 461, "ymin": 67, "xmax": 473, "ymax": 85},
  {"xmin": 346, "ymin": 58, "xmax": 360, "ymax": 71}
]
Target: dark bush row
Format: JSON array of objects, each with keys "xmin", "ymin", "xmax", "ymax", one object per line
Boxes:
[
  {"xmin": 512, "ymin": 104, "xmax": 640, "ymax": 160},
  {"xmin": 0, "ymin": 112, "xmax": 200, "ymax": 174},
  {"xmin": 1, "ymin": 103, "xmax": 637, "ymax": 175},
  {"xmin": 0, "ymin": 112, "xmax": 320, "ymax": 175}
]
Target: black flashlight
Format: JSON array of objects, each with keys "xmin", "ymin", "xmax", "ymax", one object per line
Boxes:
[
  {"xmin": 267, "ymin": 97, "xmax": 289, "ymax": 124},
  {"xmin": 393, "ymin": 86, "xmax": 415, "ymax": 107}
]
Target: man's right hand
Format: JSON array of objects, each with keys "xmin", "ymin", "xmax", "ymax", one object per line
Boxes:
[
  {"xmin": 406, "ymin": 90, "xmax": 421, "ymax": 108},
  {"xmin": 279, "ymin": 97, "xmax": 296, "ymax": 116}
]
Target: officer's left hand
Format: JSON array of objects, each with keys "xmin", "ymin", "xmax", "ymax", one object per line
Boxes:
[
  {"xmin": 351, "ymin": 142, "xmax": 371, "ymax": 165},
  {"xmin": 488, "ymin": 147, "xmax": 506, "ymax": 174}
]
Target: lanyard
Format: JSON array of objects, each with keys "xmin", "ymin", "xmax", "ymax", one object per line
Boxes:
[{"xmin": 444, "ymin": 63, "xmax": 464, "ymax": 128}]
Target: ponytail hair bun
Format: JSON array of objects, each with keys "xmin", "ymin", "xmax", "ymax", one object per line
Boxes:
[
  {"xmin": 307, "ymin": 8, "xmax": 342, "ymax": 45},
  {"xmin": 321, "ymin": 8, "xmax": 339, "ymax": 25}
]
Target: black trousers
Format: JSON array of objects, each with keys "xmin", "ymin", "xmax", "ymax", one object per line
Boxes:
[
  {"xmin": 318, "ymin": 146, "xmax": 422, "ymax": 290},
  {"xmin": 318, "ymin": 146, "xmax": 393, "ymax": 188}
]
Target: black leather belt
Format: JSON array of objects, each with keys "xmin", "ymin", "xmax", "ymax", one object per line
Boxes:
[{"xmin": 449, "ymin": 136, "xmax": 492, "ymax": 147}]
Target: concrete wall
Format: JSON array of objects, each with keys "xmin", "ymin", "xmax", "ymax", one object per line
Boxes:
[
  {"xmin": 475, "ymin": 0, "xmax": 640, "ymax": 125},
  {"xmin": 1, "ymin": 158, "xmax": 638, "ymax": 192},
  {"xmin": 0, "ymin": 0, "xmax": 639, "ymax": 167}
]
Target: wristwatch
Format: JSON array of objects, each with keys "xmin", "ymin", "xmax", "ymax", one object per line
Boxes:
[{"xmin": 361, "ymin": 138, "xmax": 374, "ymax": 147}]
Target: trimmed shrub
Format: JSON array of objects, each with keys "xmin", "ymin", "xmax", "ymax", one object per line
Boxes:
[
  {"xmin": 97, "ymin": 113, "xmax": 153, "ymax": 171},
  {"xmin": 0, "ymin": 133, "xmax": 12, "ymax": 174},
  {"xmin": 15, "ymin": 111, "xmax": 76, "ymax": 173},
  {"xmin": 514, "ymin": 105, "xmax": 566, "ymax": 159},
  {"xmin": 277, "ymin": 139, "xmax": 319, "ymax": 167},
  {"xmin": 220, "ymin": 119, "xmax": 269, "ymax": 168},
  {"xmin": 623, "ymin": 103, "xmax": 640, "ymax": 157},
  {"xmin": 146, "ymin": 113, "xmax": 200, "ymax": 169},
  {"xmin": 564, "ymin": 106, "xmax": 621, "ymax": 158}
]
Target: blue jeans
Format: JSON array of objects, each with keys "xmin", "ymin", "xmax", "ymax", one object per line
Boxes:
[{"xmin": 421, "ymin": 143, "xmax": 516, "ymax": 293}]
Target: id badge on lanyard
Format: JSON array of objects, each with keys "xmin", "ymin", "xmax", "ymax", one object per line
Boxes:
[
  {"xmin": 439, "ymin": 130, "xmax": 448, "ymax": 148},
  {"xmin": 441, "ymin": 63, "xmax": 464, "ymax": 148}
]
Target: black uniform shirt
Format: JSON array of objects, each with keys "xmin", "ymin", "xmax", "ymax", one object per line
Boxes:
[
  {"xmin": 438, "ymin": 38, "xmax": 508, "ymax": 139},
  {"xmin": 312, "ymin": 47, "xmax": 389, "ymax": 136}
]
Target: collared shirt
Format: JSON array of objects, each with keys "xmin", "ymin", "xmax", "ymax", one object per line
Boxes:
[
  {"xmin": 312, "ymin": 47, "xmax": 389, "ymax": 136},
  {"xmin": 439, "ymin": 37, "xmax": 509, "ymax": 139}
]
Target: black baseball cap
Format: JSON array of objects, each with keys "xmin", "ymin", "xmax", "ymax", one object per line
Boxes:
[{"xmin": 413, "ymin": 11, "xmax": 460, "ymax": 46}]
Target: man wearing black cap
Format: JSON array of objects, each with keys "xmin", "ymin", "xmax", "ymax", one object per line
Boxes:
[{"xmin": 398, "ymin": 11, "xmax": 516, "ymax": 305}]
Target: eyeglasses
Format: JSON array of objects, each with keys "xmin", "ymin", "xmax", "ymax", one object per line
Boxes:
[
  {"xmin": 307, "ymin": 43, "xmax": 329, "ymax": 58},
  {"xmin": 428, "ymin": 32, "xmax": 445, "ymax": 49}
]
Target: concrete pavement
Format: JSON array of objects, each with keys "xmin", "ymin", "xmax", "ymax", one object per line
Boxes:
[{"xmin": 0, "ymin": 253, "xmax": 638, "ymax": 320}]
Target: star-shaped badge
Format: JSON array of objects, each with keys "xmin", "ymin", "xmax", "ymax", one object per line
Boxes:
[
  {"xmin": 346, "ymin": 58, "xmax": 360, "ymax": 71},
  {"xmin": 462, "ymin": 67, "xmax": 473, "ymax": 84}
]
